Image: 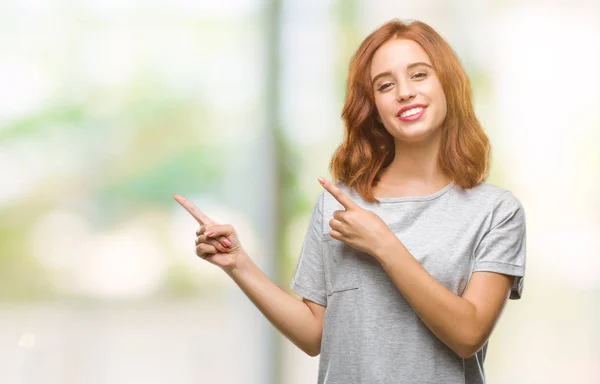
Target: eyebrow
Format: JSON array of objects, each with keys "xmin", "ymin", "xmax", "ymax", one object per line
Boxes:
[{"xmin": 371, "ymin": 62, "xmax": 433, "ymax": 86}]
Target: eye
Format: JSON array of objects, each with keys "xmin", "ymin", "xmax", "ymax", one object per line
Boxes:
[
  {"xmin": 412, "ymin": 72, "xmax": 427, "ymax": 80},
  {"xmin": 377, "ymin": 82, "xmax": 393, "ymax": 91}
]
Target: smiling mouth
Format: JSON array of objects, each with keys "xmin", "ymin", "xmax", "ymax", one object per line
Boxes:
[
  {"xmin": 399, "ymin": 107, "xmax": 424, "ymax": 118},
  {"xmin": 397, "ymin": 106, "xmax": 426, "ymax": 122}
]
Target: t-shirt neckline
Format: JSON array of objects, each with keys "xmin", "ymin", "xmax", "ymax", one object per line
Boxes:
[{"xmin": 375, "ymin": 180, "xmax": 456, "ymax": 203}]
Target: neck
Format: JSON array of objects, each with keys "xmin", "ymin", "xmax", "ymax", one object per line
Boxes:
[{"xmin": 380, "ymin": 131, "xmax": 451, "ymax": 188}]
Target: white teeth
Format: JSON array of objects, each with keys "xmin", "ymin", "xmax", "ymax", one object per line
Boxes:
[{"xmin": 400, "ymin": 107, "xmax": 423, "ymax": 118}]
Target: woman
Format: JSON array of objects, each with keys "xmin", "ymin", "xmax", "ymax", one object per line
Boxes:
[{"xmin": 174, "ymin": 19, "xmax": 526, "ymax": 384}]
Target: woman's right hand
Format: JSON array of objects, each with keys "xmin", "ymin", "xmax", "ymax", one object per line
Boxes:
[
  {"xmin": 174, "ymin": 194, "xmax": 245, "ymax": 272},
  {"xmin": 195, "ymin": 223, "xmax": 244, "ymax": 271}
]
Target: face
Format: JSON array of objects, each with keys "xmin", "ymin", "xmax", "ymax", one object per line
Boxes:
[{"xmin": 370, "ymin": 38, "xmax": 447, "ymax": 144}]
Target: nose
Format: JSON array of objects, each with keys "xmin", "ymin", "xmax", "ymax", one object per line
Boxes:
[{"xmin": 395, "ymin": 79, "xmax": 416, "ymax": 102}]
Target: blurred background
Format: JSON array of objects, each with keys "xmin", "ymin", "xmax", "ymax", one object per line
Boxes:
[{"xmin": 0, "ymin": 0, "xmax": 598, "ymax": 383}]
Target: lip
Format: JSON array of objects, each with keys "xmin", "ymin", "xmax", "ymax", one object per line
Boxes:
[{"xmin": 397, "ymin": 104, "xmax": 427, "ymax": 122}]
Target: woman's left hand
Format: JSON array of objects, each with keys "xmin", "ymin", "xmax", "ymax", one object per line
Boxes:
[{"xmin": 318, "ymin": 177, "xmax": 397, "ymax": 258}]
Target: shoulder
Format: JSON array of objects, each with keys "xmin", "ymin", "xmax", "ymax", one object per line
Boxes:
[
  {"xmin": 321, "ymin": 182, "xmax": 364, "ymax": 211},
  {"xmin": 462, "ymin": 182, "xmax": 526, "ymax": 231},
  {"xmin": 319, "ymin": 182, "xmax": 368, "ymax": 225},
  {"xmin": 456, "ymin": 181, "xmax": 523, "ymax": 211}
]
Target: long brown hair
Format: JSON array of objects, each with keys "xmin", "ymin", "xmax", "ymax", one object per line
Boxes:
[{"xmin": 330, "ymin": 19, "xmax": 490, "ymax": 203}]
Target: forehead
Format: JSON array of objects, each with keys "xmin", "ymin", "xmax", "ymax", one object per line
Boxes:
[{"xmin": 370, "ymin": 38, "xmax": 432, "ymax": 77}]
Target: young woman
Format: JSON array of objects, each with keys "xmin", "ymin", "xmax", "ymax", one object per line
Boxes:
[{"xmin": 174, "ymin": 19, "xmax": 526, "ymax": 384}]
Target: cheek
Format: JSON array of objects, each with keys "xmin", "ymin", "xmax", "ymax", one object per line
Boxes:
[
  {"xmin": 437, "ymin": 93, "xmax": 448, "ymax": 117},
  {"xmin": 430, "ymin": 83, "xmax": 447, "ymax": 118},
  {"xmin": 437, "ymin": 94, "xmax": 447, "ymax": 118},
  {"xmin": 374, "ymin": 96, "xmax": 395, "ymax": 117}
]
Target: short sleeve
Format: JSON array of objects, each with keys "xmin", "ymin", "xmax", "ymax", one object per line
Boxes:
[
  {"xmin": 472, "ymin": 191, "xmax": 527, "ymax": 300},
  {"xmin": 289, "ymin": 192, "xmax": 327, "ymax": 306}
]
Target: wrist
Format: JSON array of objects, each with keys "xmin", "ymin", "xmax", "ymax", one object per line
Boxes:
[
  {"xmin": 373, "ymin": 234, "xmax": 401, "ymax": 262},
  {"xmin": 224, "ymin": 249, "xmax": 250, "ymax": 278}
]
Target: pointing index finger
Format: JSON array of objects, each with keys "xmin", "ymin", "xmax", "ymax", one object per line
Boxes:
[
  {"xmin": 318, "ymin": 177, "xmax": 357, "ymax": 210},
  {"xmin": 173, "ymin": 194, "xmax": 215, "ymax": 225}
]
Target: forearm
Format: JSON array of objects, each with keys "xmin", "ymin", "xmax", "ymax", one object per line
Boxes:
[
  {"xmin": 374, "ymin": 239, "xmax": 479, "ymax": 358},
  {"xmin": 225, "ymin": 252, "xmax": 323, "ymax": 356}
]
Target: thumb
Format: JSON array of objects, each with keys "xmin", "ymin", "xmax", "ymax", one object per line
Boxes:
[{"xmin": 204, "ymin": 224, "xmax": 236, "ymax": 239}]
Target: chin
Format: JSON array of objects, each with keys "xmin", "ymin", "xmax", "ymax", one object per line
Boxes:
[{"xmin": 390, "ymin": 125, "xmax": 440, "ymax": 144}]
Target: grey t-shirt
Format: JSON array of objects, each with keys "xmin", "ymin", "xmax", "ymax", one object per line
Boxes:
[{"xmin": 290, "ymin": 181, "xmax": 526, "ymax": 384}]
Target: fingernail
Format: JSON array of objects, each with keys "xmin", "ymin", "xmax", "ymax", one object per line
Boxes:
[
  {"xmin": 223, "ymin": 239, "xmax": 231, "ymax": 246},
  {"xmin": 318, "ymin": 177, "xmax": 325, "ymax": 185},
  {"xmin": 205, "ymin": 231, "xmax": 215, "ymax": 237}
]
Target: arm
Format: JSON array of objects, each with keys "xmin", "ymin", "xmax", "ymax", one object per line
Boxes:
[
  {"xmin": 374, "ymin": 239, "xmax": 513, "ymax": 358},
  {"xmin": 227, "ymin": 251, "xmax": 326, "ymax": 357},
  {"xmin": 172, "ymin": 193, "xmax": 325, "ymax": 357},
  {"xmin": 317, "ymin": 179, "xmax": 524, "ymax": 359}
]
